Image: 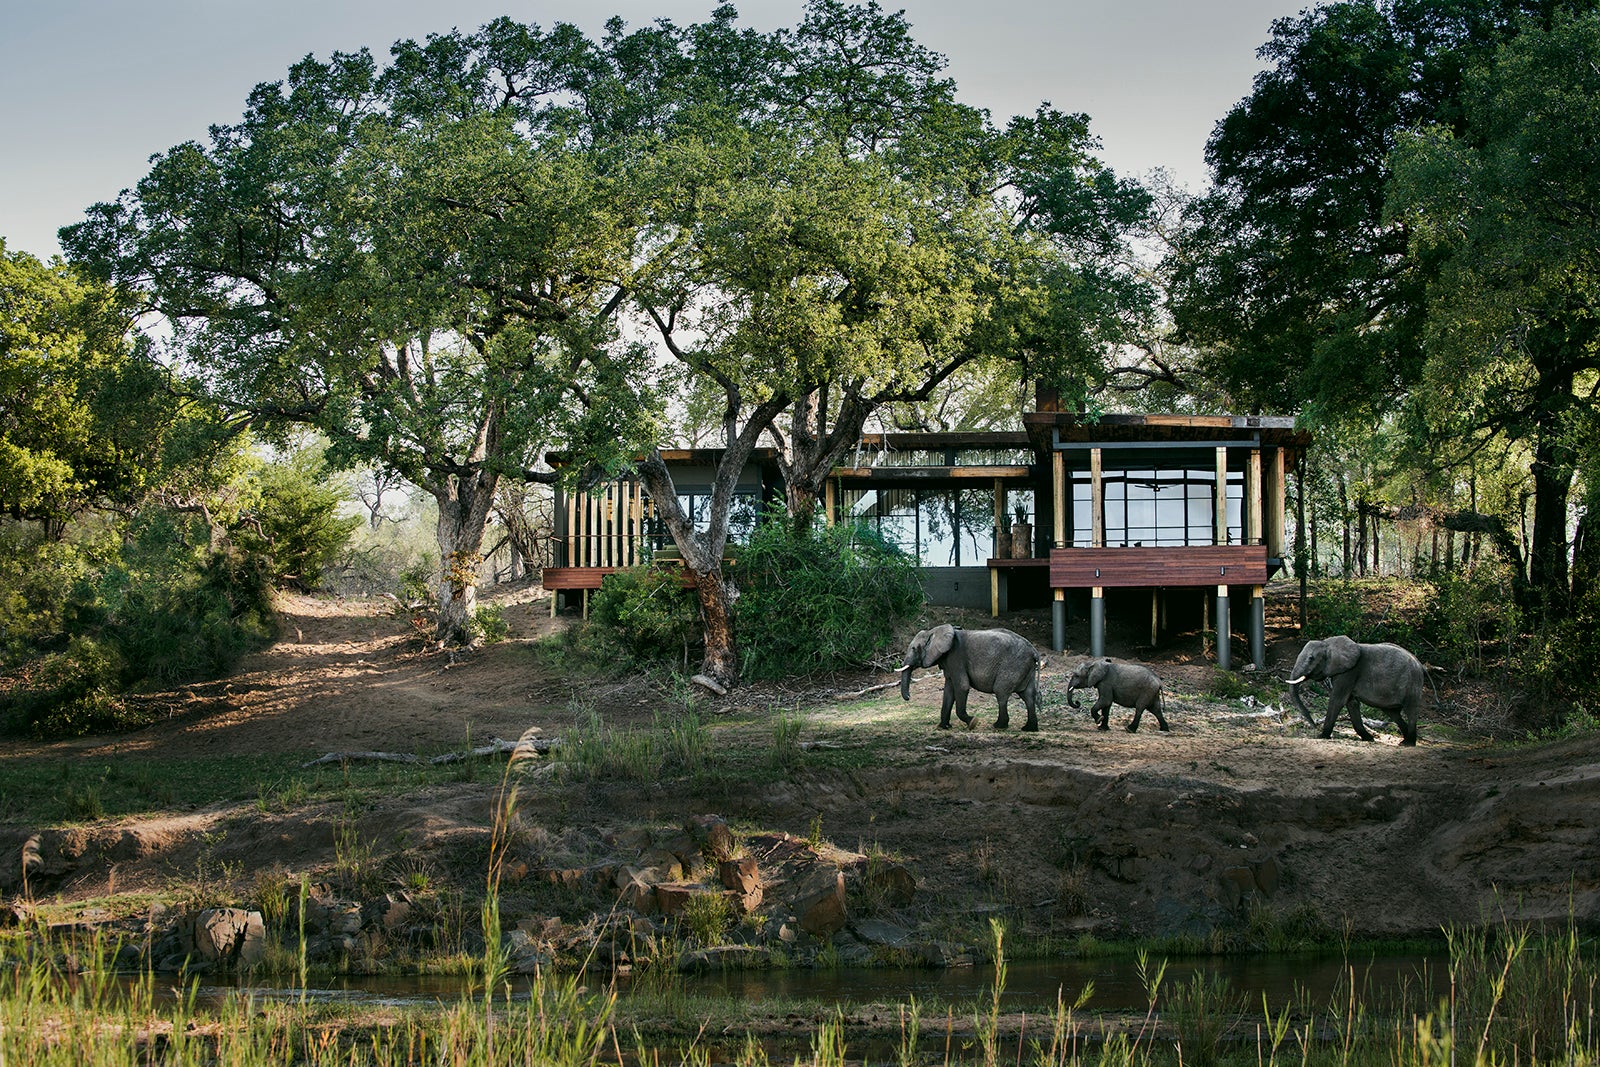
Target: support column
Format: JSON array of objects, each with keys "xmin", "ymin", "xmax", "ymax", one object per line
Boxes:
[
  {"xmin": 1150, "ymin": 589, "xmax": 1159, "ymax": 647},
  {"xmin": 1215, "ymin": 584, "xmax": 1231, "ymax": 670},
  {"xmin": 1090, "ymin": 586, "xmax": 1105, "ymax": 657},
  {"xmin": 1250, "ymin": 585, "xmax": 1266, "ymax": 670},
  {"xmin": 993, "ymin": 478, "xmax": 1006, "ymax": 557},
  {"xmin": 990, "ymin": 568, "xmax": 1000, "ymax": 618},
  {"xmin": 1248, "ymin": 449, "xmax": 1263, "ymax": 547},
  {"xmin": 1053, "ymin": 589, "xmax": 1065, "ymax": 652},
  {"xmin": 1090, "ymin": 448, "xmax": 1105, "ymax": 549},
  {"xmin": 824, "ymin": 479, "xmax": 836, "ymax": 528},
  {"xmin": 1214, "ymin": 447, "xmax": 1228, "ymax": 545},
  {"xmin": 1052, "ymin": 451, "xmax": 1066, "ymax": 547}
]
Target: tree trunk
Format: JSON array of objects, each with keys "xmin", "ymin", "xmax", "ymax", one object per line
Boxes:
[
  {"xmin": 777, "ymin": 388, "xmax": 870, "ymax": 537},
  {"xmin": 1356, "ymin": 499, "xmax": 1368, "ymax": 576},
  {"xmin": 1527, "ymin": 432, "xmax": 1575, "ymax": 623},
  {"xmin": 1339, "ymin": 476, "xmax": 1351, "ymax": 576},
  {"xmin": 432, "ymin": 468, "xmax": 500, "ymax": 646}
]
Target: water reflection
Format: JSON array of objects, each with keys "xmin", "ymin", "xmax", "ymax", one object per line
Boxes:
[{"xmin": 183, "ymin": 954, "xmax": 1441, "ymax": 1015}]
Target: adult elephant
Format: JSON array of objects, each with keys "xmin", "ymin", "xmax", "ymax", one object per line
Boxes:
[
  {"xmin": 898, "ymin": 625, "xmax": 1042, "ymax": 731},
  {"xmin": 1288, "ymin": 635, "xmax": 1423, "ymax": 746}
]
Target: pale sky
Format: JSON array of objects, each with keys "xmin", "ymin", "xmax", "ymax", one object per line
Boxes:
[{"xmin": 0, "ymin": 0, "xmax": 1311, "ymax": 260}]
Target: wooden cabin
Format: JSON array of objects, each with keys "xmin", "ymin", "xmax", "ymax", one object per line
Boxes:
[{"xmin": 542, "ymin": 411, "xmax": 1310, "ymax": 669}]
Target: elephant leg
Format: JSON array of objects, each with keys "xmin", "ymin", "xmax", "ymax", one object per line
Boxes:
[
  {"xmin": 955, "ymin": 688, "xmax": 974, "ymax": 728},
  {"xmin": 1319, "ymin": 680, "xmax": 1348, "ymax": 738},
  {"xmin": 1347, "ymin": 699, "xmax": 1377, "ymax": 742},
  {"xmin": 1399, "ymin": 696, "xmax": 1420, "ymax": 746},
  {"xmin": 994, "ymin": 692, "xmax": 1010, "ymax": 730},
  {"xmin": 1126, "ymin": 702, "xmax": 1143, "ymax": 732},
  {"xmin": 1022, "ymin": 683, "xmax": 1039, "ymax": 732},
  {"xmin": 1095, "ymin": 697, "xmax": 1111, "ymax": 730},
  {"xmin": 938, "ymin": 687, "xmax": 955, "ymax": 729},
  {"xmin": 1152, "ymin": 696, "xmax": 1170, "ymax": 732}
]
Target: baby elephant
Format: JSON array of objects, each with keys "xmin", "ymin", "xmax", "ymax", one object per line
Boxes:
[
  {"xmin": 1066, "ymin": 658, "xmax": 1168, "ymax": 732},
  {"xmin": 898, "ymin": 624, "xmax": 1042, "ymax": 731}
]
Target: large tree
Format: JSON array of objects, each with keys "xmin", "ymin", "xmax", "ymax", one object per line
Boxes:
[
  {"xmin": 63, "ymin": 26, "xmax": 659, "ymax": 644},
  {"xmin": 1167, "ymin": 0, "xmax": 1596, "ymax": 616},
  {"xmin": 0, "ymin": 241, "xmax": 173, "ymax": 536},
  {"xmin": 1387, "ymin": 9, "xmax": 1600, "ymax": 619}
]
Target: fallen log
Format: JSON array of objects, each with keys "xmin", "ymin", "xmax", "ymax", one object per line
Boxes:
[{"xmin": 301, "ymin": 731, "xmax": 557, "ymax": 769}]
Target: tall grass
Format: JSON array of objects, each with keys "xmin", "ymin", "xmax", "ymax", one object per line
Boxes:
[{"xmin": 4, "ymin": 915, "xmax": 1598, "ymax": 1066}]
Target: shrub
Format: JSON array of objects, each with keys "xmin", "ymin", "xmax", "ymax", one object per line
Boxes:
[
  {"xmin": 588, "ymin": 565, "xmax": 699, "ymax": 666},
  {"xmin": 735, "ymin": 517, "xmax": 923, "ymax": 679},
  {"xmin": 237, "ymin": 453, "xmax": 361, "ymax": 591},
  {"xmin": 1, "ymin": 509, "xmax": 277, "ymax": 738}
]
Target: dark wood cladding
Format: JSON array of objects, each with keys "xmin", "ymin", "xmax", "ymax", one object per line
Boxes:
[
  {"xmin": 541, "ymin": 566, "xmax": 619, "ymax": 590},
  {"xmin": 1049, "ymin": 546, "xmax": 1270, "ymax": 588}
]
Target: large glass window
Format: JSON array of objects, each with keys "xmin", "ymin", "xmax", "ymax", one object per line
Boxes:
[
  {"xmin": 1070, "ymin": 468, "xmax": 1244, "ymax": 547},
  {"xmin": 649, "ymin": 491, "xmax": 759, "ymax": 549},
  {"xmin": 840, "ymin": 487, "xmax": 1003, "ymax": 565}
]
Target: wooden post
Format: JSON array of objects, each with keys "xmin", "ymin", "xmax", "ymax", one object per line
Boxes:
[
  {"xmin": 993, "ymin": 478, "xmax": 1006, "ymax": 558},
  {"xmin": 1151, "ymin": 589, "xmax": 1159, "ymax": 647},
  {"xmin": 1267, "ymin": 448, "xmax": 1287, "ymax": 559},
  {"xmin": 1090, "ymin": 448, "xmax": 1104, "ymax": 549},
  {"xmin": 619, "ymin": 481, "xmax": 632, "ymax": 566},
  {"xmin": 565, "ymin": 491, "xmax": 576, "ymax": 568},
  {"xmin": 1248, "ymin": 449, "xmax": 1263, "ymax": 546},
  {"xmin": 1052, "ymin": 450, "xmax": 1066, "ymax": 548},
  {"xmin": 824, "ymin": 479, "xmax": 836, "ymax": 527},
  {"xmin": 1214, "ymin": 447, "xmax": 1228, "ymax": 545},
  {"xmin": 991, "ymin": 567, "xmax": 1000, "ymax": 618}
]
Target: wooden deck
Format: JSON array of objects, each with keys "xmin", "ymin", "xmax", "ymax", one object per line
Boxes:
[{"xmin": 1049, "ymin": 545, "xmax": 1270, "ymax": 588}]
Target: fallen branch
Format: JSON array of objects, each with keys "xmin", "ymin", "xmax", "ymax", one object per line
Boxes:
[
  {"xmin": 835, "ymin": 676, "xmax": 924, "ymax": 700},
  {"xmin": 301, "ymin": 731, "xmax": 556, "ymax": 769},
  {"xmin": 300, "ymin": 751, "xmax": 420, "ymax": 768}
]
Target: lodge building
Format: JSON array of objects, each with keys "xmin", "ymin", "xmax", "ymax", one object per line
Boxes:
[{"xmin": 542, "ymin": 405, "xmax": 1310, "ymax": 670}]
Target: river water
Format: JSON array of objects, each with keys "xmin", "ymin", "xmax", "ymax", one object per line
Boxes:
[{"xmin": 187, "ymin": 952, "xmax": 1443, "ymax": 1015}]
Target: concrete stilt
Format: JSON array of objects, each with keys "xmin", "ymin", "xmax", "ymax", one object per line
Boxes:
[
  {"xmin": 1090, "ymin": 587, "xmax": 1105, "ymax": 658},
  {"xmin": 1052, "ymin": 590, "xmax": 1066, "ymax": 652},
  {"xmin": 1215, "ymin": 585, "xmax": 1231, "ymax": 670},
  {"xmin": 1250, "ymin": 587, "xmax": 1266, "ymax": 670}
]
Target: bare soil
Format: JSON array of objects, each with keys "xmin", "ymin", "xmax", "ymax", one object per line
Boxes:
[{"xmin": 4, "ymin": 585, "xmax": 1599, "ymax": 945}]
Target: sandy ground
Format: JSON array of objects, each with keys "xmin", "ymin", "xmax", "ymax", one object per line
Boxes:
[{"xmin": 5, "ymin": 586, "xmax": 1599, "ymax": 940}]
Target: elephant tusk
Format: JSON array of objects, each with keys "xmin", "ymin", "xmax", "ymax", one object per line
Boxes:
[
  {"xmin": 1287, "ymin": 675, "xmax": 1306, "ymax": 685},
  {"xmin": 896, "ymin": 664, "xmax": 912, "ymax": 672}
]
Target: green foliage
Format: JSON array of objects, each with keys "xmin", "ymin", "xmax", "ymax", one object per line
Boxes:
[
  {"xmin": 237, "ymin": 448, "xmax": 361, "ymax": 592},
  {"xmin": 587, "ymin": 566, "xmax": 700, "ymax": 667},
  {"xmin": 680, "ymin": 891, "xmax": 732, "ymax": 947},
  {"xmin": 1164, "ymin": 972, "xmax": 1243, "ymax": 1067},
  {"xmin": 1, "ymin": 509, "xmax": 277, "ymax": 738},
  {"xmin": 735, "ymin": 518, "xmax": 924, "ymax": 680},
  {"xmin": 470, "ymin": 603, "xmax": 510, "ymax": 645}
]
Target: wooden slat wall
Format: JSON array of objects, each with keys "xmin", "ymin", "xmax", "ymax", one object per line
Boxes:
[{"xmin": 1049, "ymin": 545, "xmax": 1270, "ymax": 588}]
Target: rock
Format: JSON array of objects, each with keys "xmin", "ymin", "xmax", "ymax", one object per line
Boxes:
[
  {"xmin": 655, "ymin": 882, "xmax": 714, "ymax": 916},
  {"xmin": 851, "ymin": 919, "xmax": 913, "ymax": 947},
  {"xmin": 678, "ymin": 945, "xmax": 773, "ymax": 972},
  {"xmin": 1252, "ymin": 856, "xmax": 1281, "ymax": 897},
  {"xmin": 365, "ymin": 894, "xmax": 412, "ymax": 930},
  {"xmin": 192, "ymin": 908, "xmax": 268, "ymax": 968},
  {"xmin": 516, "ymin": 916, "xmax": 564, "ymax": 941},
  {"xmin": 719, "ymin": 857, "xmax": 759, "ymax": 894},
  {"xmin": 329, "ymin": 904, "xmax": 364, "ymax": 937},
  {"xmin": 638, "ymin": 849, "xmax": 684, "ymax": 884},
  {"xmin": 1218, "ymin": 867, "xmax": 1257, "ymax": 910},
  {"xmin": 606, "ymin": 828, "xmax": 653, "ymax": 852},
  {"xmin": 617, "ymin": 871, "xmax": 657, "ymax": 915},
  {"xmin": 866, "ymin": 863, "xmax": 917, "ymax": 906},
  {"xmin": 793, "ymin": 867, "xmax": 847, "ymax": 937},
  {"xmin": 686, "ymin": 816, "xmax": 735, "ymax": 862},
  {"xmin": 1189, "ymin": 853, "xmax": 1214, "ymax": 874},
  {"xmin": 658, "ymin": 833, "xmax": 701, "ymax": 869}
]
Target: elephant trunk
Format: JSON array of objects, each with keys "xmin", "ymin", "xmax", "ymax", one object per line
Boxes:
[
  {"xmin": 898, "ymin": 663, "xmax": 913, "ymax": 701},
  {"xmin": 1289, "ymin": 678, "xmax": 1318, "ymax": 726},
  {"xmin": 1066, "ymin": 687, "xmax": 1082, "ymax": 709}
]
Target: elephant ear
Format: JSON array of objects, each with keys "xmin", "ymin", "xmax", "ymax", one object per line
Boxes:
[
  {"xmin": 1087, "ymin": 660, "xmax": 1111, "ymax": 686},
  {"xmin": 924, "ymin": 624, "xmax": 958, "ymax": 665},
  {"xmin": 1324, "ymin": 635, "xmax": 1361, "ymax": 675}
]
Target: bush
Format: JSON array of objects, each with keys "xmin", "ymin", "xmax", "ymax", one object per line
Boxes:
[
  {"xmin": 736, "ymin": 516, "xmax": 923, "ymax": 680},
  {"xmin": 237, "ymin": 453, "xmax": 361, "ymax": 591},
  {"xmin": 588, "ymin": 565, "xmax": 699, "ymax": 666},
  {"xmin": 1, "ymin": 509, "xmax": 277, "ymax": 738}
]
